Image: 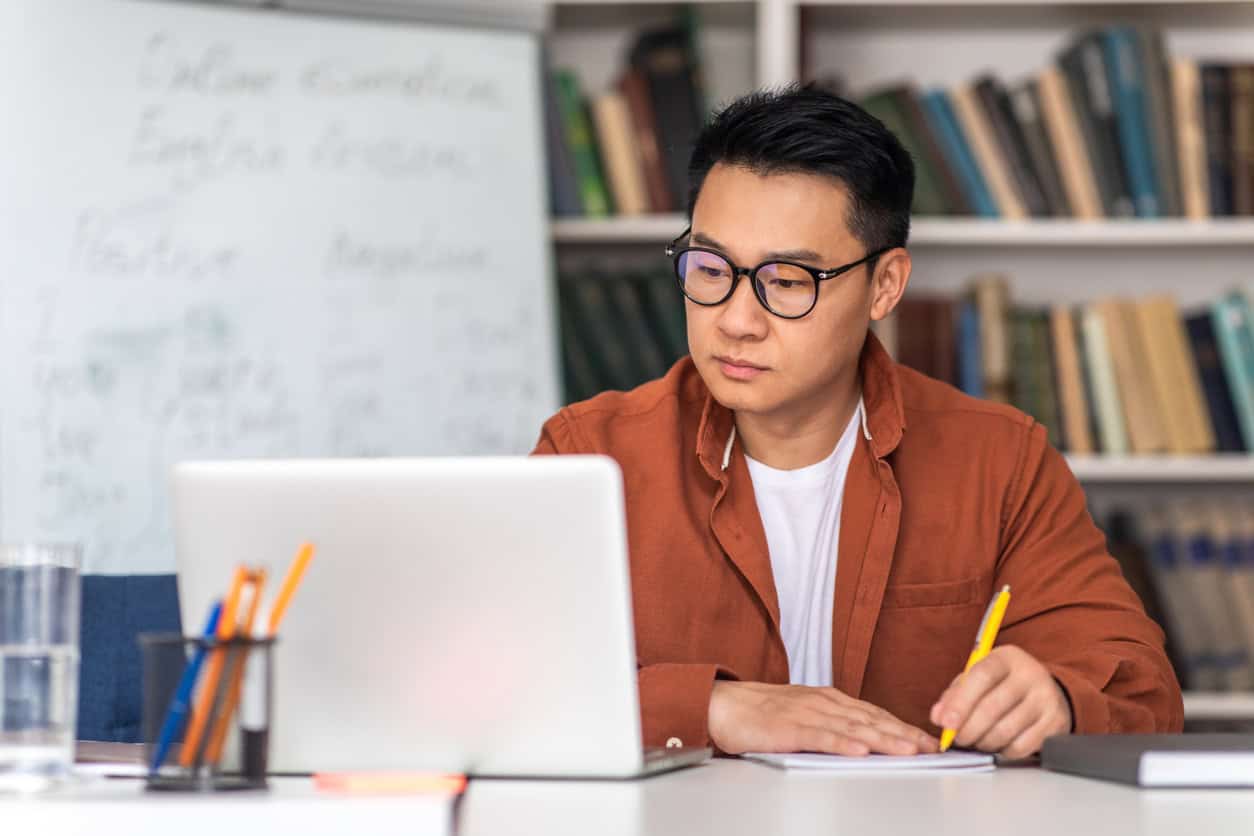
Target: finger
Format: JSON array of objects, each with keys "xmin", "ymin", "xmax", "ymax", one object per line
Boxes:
[
  {"xmin": 971, "ymin": 692, "xmax": 1039, "ymax": 753},
  {"xmin": 931, "ymin": 653, "xmax": 1013, "ymax": 734},
  {"xmin": 952, "ymin": 675, "xmax": 1030, "ymax": 749},
  {"xmin": 813, "ymin": 692, "xmax": 932, "ymax": 748},
  {"xmin": 790, "ymin": 725, "xmax": 870, "ymax": 757},
  {"xmin": 1001, "ymin": 712, "xmax": 1058, "ymax": 761},
  {"xmin": 796, "ymin": 709, "xmax": 921, "ymax": 756}
]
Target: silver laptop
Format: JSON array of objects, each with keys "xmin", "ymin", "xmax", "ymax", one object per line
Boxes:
[{"xmin": 173, "ymin": 456, "xmax": 710, "ymax": 778}]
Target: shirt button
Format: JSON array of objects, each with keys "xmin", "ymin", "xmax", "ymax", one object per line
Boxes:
[{"xmin": 666, "ymin": 737, "xmax": 683, "ymax": 749}]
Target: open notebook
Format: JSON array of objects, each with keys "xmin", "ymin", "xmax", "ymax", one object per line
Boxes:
[{"xmin": 744, "ymin": 751, "xmax": 995, "ymax": 773}]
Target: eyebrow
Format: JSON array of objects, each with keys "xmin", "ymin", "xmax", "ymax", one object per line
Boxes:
[{"xmin": 690, "ymin": 231, "xmax": 825, "ymax": 264}]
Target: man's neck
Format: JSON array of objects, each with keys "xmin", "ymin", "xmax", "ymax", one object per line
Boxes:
[{"xmin": 734, "ymin": 378, "xmax": 862, "ymax": 471}]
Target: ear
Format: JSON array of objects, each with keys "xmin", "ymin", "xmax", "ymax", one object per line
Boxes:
[{"xmin": 868, "ymin": 247, "xmax": 911, "ymax": 322}]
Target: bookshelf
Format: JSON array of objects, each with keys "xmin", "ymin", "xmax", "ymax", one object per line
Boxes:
[
  {"xmin": 548, "ymin": 0, "xmax": 1254, "ymax": 721},
  {"xmin": 553, "ymin": 215, "xmax": 1254, "ymax": 246}
]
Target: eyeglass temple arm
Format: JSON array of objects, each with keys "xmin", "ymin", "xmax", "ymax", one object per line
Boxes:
[{"xmin": 665, "ymin": 225, "xmax": 692, "ymax": 257}]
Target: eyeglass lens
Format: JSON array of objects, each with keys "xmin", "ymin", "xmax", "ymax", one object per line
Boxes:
[{"xmin": 675, "ymin": 250, "xmax": 817, "ymax": 318}]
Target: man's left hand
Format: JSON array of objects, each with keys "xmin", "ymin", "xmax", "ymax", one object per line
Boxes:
[{"xmin": 929, "ymin": 645, "xmax": 1073, "ymax": 760}]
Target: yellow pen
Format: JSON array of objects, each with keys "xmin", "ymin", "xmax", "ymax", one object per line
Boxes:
[{"xmin": 939, "ymin": 584, "xmax": 1011, "ymax": 752}]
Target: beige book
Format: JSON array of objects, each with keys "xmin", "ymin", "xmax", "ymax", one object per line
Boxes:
[
  {"xmin": 973, "ymin": 274, "xmax": 1011, "ymax": 402},
  {"xmin": 1134, "ymin": 298, "xmax": 1193, "ymax": 453},
  {"xmin": 1049, "ymin": 307, "xmax": 1094, "ymax": 454},
  {"xmin": 1094, "ymin": 299, "xmax": 1167, "ymax": 453},
  {"xmin": 950, "ymin": 85, "xmax": 1028, "ymax": 220},
  {"xmin": 1150, "ymin": 295, "xmax": 1216, "ymax": 452},
  {"xmin": 590, "ymin": 91, "xmax": 649, "ymax": 216},
  {"xmin": 1080, "ymin": 304, "xmax": 1128, "ymax": 454},
  {"xmin": 1037, "ymin": 67, "xmax": 1104, "ymax": 220},
  {"xmin": 1171, "ymin": 58, "xmax": 1211, "ymax": 220}
]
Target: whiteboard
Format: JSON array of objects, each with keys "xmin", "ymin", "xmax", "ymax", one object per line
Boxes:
[{"xmin": 0, "ymin": 0, "xmax": 560, "ymax": 574}]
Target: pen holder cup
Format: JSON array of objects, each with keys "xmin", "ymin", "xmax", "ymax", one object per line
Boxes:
[{"xmin": 139, "ymin": 632, "xmax": 276, "ymax": 792}]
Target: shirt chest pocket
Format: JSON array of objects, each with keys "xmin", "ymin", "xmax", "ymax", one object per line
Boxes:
[{"xmin": 880, "ymin": 572, "xmax": 992, "ymax": 610}]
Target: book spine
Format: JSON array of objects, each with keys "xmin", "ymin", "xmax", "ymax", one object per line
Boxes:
[
  {"xmin": 921, "ymin": 92, "xmax": 999, "ymax": 217},
  {"xmin": 1081, "ymin": 305, "xmax": 1130, "ymax": 454},
  {"xmin": 1172, "ymin": 58, "xmax": 1212, "ymax": 220},
  {"xmin": 951, "ymin": 84, "xmax": 1029, "ymax": 219},
  {"xmin": 1102, "ymin": 28, "xmax": 1161, "ymax": 218},
  {"xmin": 1211, "ymin": 292, "xmax": 1254, "ymax": 449},
  {"xmin": 1199, "ymin": 64, "xmax": 1234, "ymax": 216},
  {"xmin": 1037, "ymin": 66, "xmax": 1104, "ymax": 219},
  {"xmin": 1059, "ymin": 34, "xmax": 1136, "ymax": 216},
  {"xmin": 554, "ymin": 70, "xmax": 612, "ymax": 217}
]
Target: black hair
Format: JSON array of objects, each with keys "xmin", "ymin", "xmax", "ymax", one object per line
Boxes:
[{"xmin": 686, "ymin": 85, "xmax": 914, "ymax": 255}]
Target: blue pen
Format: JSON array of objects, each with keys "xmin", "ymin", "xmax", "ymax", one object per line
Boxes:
[{"xmin": 149, "ymin": 601, "xmax": 223, "ymax": 774}]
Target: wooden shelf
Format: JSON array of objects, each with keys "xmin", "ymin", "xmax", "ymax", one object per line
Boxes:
[
  {"xmin": 1065, "ymin": 455, "xmax": 1254, "ymax": 483},
  {"xmin": 551, "ymin": 215, "xmax": 1254, "ymax": 246},
  {"xmin": 1184, "ymin": 691, "xmax": 1254, "ymax": 721}
]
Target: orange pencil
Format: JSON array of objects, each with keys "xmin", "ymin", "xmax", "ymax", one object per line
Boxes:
[
  {"xmin": 267, "ymin": 543, "xmax": 314, "ymax": 636},
  {"xmin": 179, "ymin": 566, "xmax": 248, "ymax": 768},
  {"xmin": 203, "ymin": 568, "xmax": 267, "ymax": 765}
]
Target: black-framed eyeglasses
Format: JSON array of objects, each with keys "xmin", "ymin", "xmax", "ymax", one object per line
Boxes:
[{"xmin": 664, "ymin": 226, "xmax": 890, "ymax": 320}]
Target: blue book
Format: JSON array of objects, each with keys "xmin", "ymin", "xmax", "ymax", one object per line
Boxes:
[
  {"xmin": 957, "ymin": 299, "xmax": 984, "ymax": 398},
  {"xmin": 1211, "ymin": 291, "xmax": 1254, "ymax": 449},
  {"xmin": 1101, "ymin": 27, "xmax": 1160, "ymax": 217},
  {"xmin": 921, "ymin": 91, "xmax": 998, "ymax": 218}
]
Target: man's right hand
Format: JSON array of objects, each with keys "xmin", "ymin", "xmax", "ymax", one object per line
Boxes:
[{"xmin": 707, "ymin": 681, "xmax": 940, "ymax": 756}]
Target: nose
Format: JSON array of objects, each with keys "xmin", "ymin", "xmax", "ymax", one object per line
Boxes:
[{"xmin": 716, "ymin": 272, "xmax": 769, "ymax": 341}]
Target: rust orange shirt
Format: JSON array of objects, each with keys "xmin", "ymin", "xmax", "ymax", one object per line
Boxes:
[{"xmin": 532, "ymin": 334, "xmax": 1183, "ymax": 748}]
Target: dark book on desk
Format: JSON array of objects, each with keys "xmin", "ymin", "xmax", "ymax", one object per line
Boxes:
[
  {"xmin": 1042, "ymin": 734, "xmax": 1254, "ymax": 787},
  {"xmin": 1059, "ymin": 31, "xmax": 1135, "ymax": 217}
]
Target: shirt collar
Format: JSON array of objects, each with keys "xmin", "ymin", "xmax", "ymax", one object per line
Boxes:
[{"xmin": 696, "ymin": 331, "xmax": 906, "ymax": 480}]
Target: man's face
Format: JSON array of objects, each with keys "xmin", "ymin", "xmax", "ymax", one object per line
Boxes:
[{"xmin": 685, "ymin": 163, "xmax": 881, "ymax": 422}]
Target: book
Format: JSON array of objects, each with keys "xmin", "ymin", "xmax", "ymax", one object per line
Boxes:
[
  {"xmin": 1059, "ymin": 31, "xmax": 1136, "ymax": 217},
  {"xmin": 1080, "ymin": 304, "xmax": 1130, "ymax": 455},
  {"xmin": 632, "ymin": 270, "xmax": 689, "ymax": 366},
  {"xmin": 543, "ymin": 62, "xmax": 582, "ymax": 217},
  {"xmin": 1135, "ymin": 27, "xmax": 1183, "ymax": 217},
  {"xmin": 1134, "ymin": 297, "xmax": 1196, "ymax": 453},
  {"xmin": 629, "ymin": 27, "xmax": 704, "ymax": 212},
  {"xmin": 1231, "ymin": 66, "xmax": 1254, "ymax": 216},
  {"xmin": 1211, "ymin": 291, "xmax": 1254, "ymax": 448},
  {"xmin": 951, "ymin": 84, "xmax": 1029, "ymax": 219},
  {"xmin": 1150, "ymin": 295, "xmax": 1217, "ymax": 453},
  {"xmin": 860, "ymin": 86, "xmax": 955, "ymax": 216},
  {"xmin": 1200, "ymin": 64, "xmax": 1235, "ymax": 216},
  {"xmin": 974, "ymin": 275, "xmax": 1012, "ymax": 402},
  {"xmin": 553, "ymin": 69, "xmax": 612, "ymax": 217},
  {"xmin": 920, "ymin": 90, "xmax": 998, "ymax": 217},
  {"xmin": 1102, "ymin": 27, "xmax": 1161, "ymax": 217},
  {"xmin": 620, "ymin": 68, "xmax": 674, "ymax": 214},
  {"xmin": 1050, "ymin": 307, "xmax": 1094, "ymax": 454},
  {"xmin": 1009, "ymin": 79, "xmax": 1072, "ymax": 217},
  {"xmin": 974, "ymin": 75, "xmax": 1052, "ymax": 216},
  {"xmin": 1171, "ymin": 58, "xmax": 1212, "ymax": 220},
  {"xmin": 1185, "ymin": 311, "xmax": 1247, "ymax": 452},
  {"xmin": 591, "ymin": 91, "xmax": 650, "ymax": 216},
  {"xmin": 1042, "ymin": 734, "xmax": 1254, "ymax": 787},
  {"xmin": 956, "ymin": 298, "xmax": 984, "ymax": 398},
  {"xmin": 1036, "ymin": 66, "xmax": 1104, "ymax": 220},
  {"xmin": 1095, "ymin": 299, "xmax": 1167, "ymax": 453}
]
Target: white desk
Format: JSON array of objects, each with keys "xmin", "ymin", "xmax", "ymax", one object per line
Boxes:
[{"xmin": 5, "ymin": 759, "xmax": 1253, "ymax": 835}]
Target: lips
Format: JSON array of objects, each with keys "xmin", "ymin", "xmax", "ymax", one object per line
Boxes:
[{"xmin": 715, "ymin": 356, "xmax": 768, "ymax": 381}]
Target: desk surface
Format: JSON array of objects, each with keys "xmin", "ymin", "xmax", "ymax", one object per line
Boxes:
[{"xmin": 5, "ymin": 759, "xmax": 1254, "ymax": 835}]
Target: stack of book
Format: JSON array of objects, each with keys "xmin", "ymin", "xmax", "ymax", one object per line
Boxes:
[
  {"xmin": 1103, "ymin": 502, "xmax": 1254, "ymax": 693},
  {"xmin": 858, "ymin": 26, "xmax": 1253, "ymax": 219},
  {"xmin": 879, "ymin": 283, "xmax": 1253, "ymax": 455},
  {"xmin": 545, "ymin": 18, "xmax": 705, "ymax": 219}
]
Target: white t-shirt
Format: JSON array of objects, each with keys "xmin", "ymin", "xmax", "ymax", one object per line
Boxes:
[{"xmin": 744, "ymin": 402, "xmax": 863, "ymax": 688}]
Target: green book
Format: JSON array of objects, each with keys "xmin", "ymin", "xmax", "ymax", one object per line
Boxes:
[
  {"xmin": 604, "ymin": 274, "xmax": 669, "ymax": 383},
  {"xmin": 1211, "ymin": 291, "xmax": 1254, "ymax": 448},
  {"xmin": 557, "ymin": 273, "xmax": 622, "ymax": 394},
  {"xmin": 860, "ymin": 86, "xmax": 953, "ymax": 216},
  {"xmin": 1032, "ymin": 311, "xmax": 1065, "ymax": 450},
  {"xmin": 553, "ymin": 69, "xmax": 612, "ymax": 217}
]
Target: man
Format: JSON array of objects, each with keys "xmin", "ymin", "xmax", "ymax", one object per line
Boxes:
[{"xmin": 533, "ymin": 87, "xmax": 1182, "ymax": 759}]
